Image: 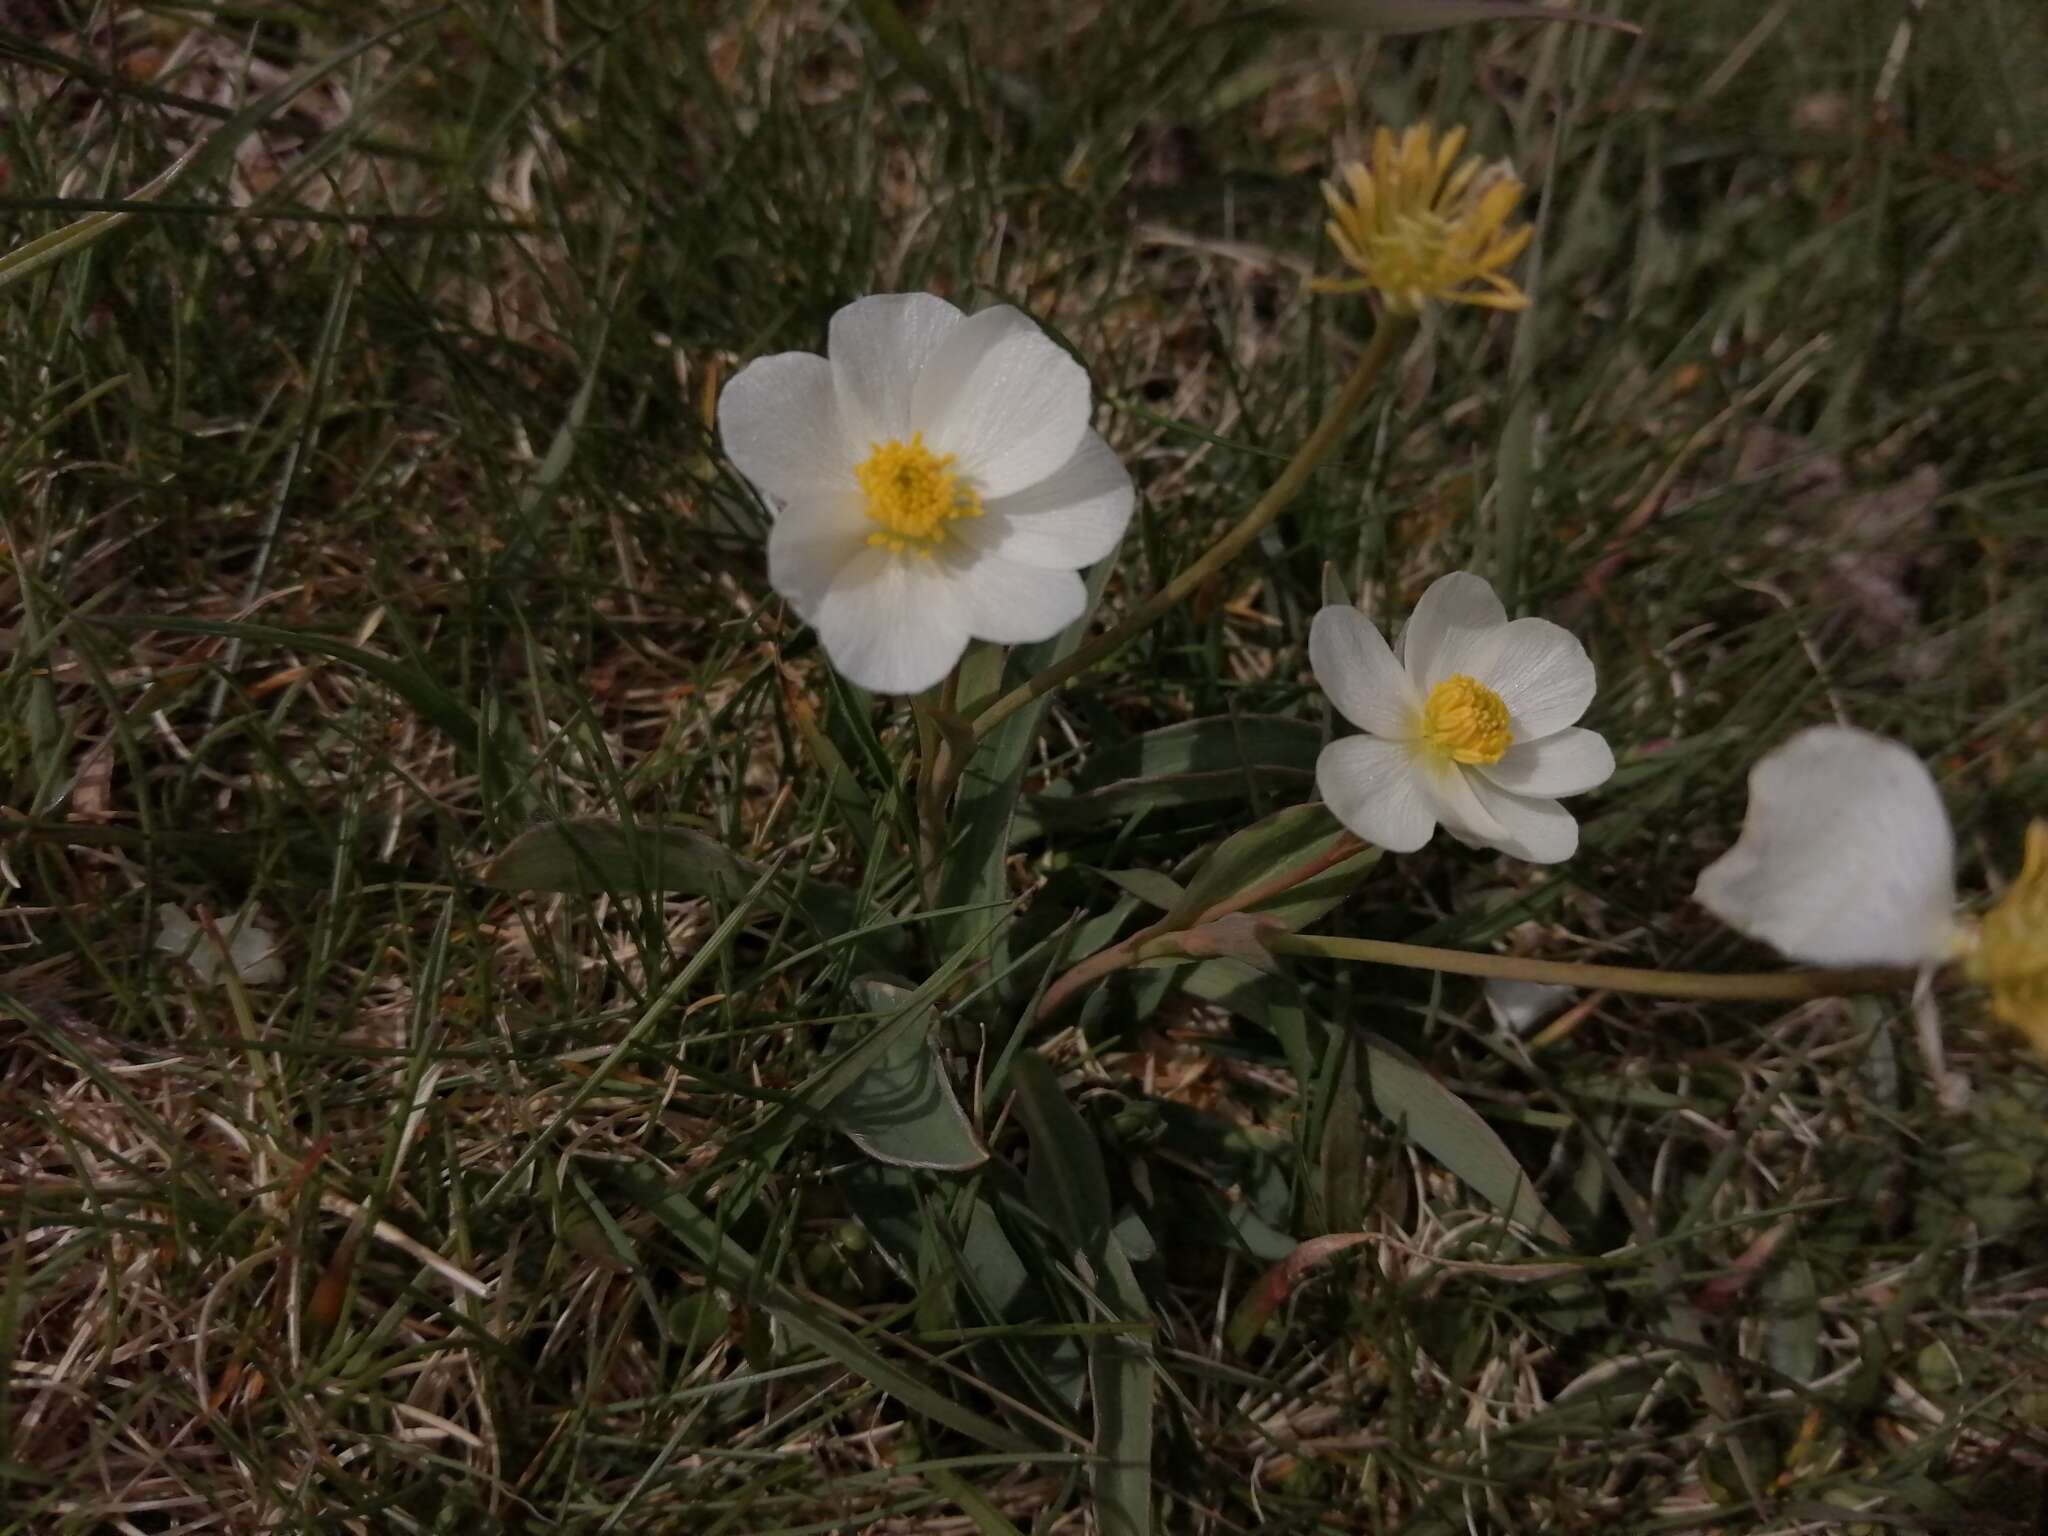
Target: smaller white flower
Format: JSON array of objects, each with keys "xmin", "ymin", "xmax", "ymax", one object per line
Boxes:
[
  {"xmin": 1694, "ymin": 725, "xmax": 1964, "ymax": 967},
  {"xmin": 155, "ymin": 902, "xmax": 285, "ymax": 987},
  {"xmin": 1309, "ymin": 572, "xmax": 1613, "ymax": 863},
  {"xmin": 718, "ymin": 293, "xmax": 1134, "ymax": 696}
]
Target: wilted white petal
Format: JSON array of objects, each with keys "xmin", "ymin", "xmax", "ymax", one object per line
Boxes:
[
  {"xmin": 1399, "ymin": 571, "xmax": 1507, "ymax": 689},
  {"xmin": 156, "ymin": 902, "xmax": 283, "ymax": 987},
  {"xmin": 811, "ymin": 546, "xmax": 970, "ymax": 695},
  {"xmin": 717, "ymin": 353, "xmax": 851, "ymax": 507},
  {"xmin": 1485, "ymin": 979, "xmax": 1576, "ymax": 1034},
  {"xmin": 829, "ymin": 293, "xmax": 965, "ymax": 447},
  {"xmin": 1466, "ymin": 618, "xmax": 1597, "ymax": 738},
  {"xmin": 1479, "ymin": 727, "xmax": 1614, "ymax": 798},
  {"xmin": 1310, "ymin": 604, "xmax": 1418, "ymax": 738},
  {"xmin": 1694, "ymin": 725, "xmax": 1959, "ymax": 966},
  {"xmin": 1317, "ymin": 736, "xmax": 1437, "ymax": 852},
  {"xmin": 911, "ymin": 306, "xmax": 1090, "ymax": 499},
  {"xmin": 965, "ymin": 431, "xmax": 1132, "ymax": 570}
]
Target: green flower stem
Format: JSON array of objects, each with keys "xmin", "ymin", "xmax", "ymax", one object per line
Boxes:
[
  {"xmin": 969, "ymin": 314, "xmax": 1416, "ymax": 742},
  {"xmin": 1266, "ymin": 933, "xmax": 1922, "ymax": 1002}
]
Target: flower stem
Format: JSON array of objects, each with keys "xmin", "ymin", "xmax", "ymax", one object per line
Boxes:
[
  {"xmin": 969, "ymin": 315, "xmax": 1415, "ymax": 742},
  {"xmin": 1266, "ymin": 933, "xmax": 1921, "ymax": 1002}
]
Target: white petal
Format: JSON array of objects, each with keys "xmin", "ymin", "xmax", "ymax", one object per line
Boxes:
[
  {"xmin": 1466, "ymin": 618, "xmax": 1597, "ymax": 738},
  {"xmin": 1478, "ymin": 727, "xmax": 1614, "ymax": 798},
  {"xmin": 767, "ymin": 501, "xmax": 869, "ymax": 620},
  {"xmin": 1694, "ymin": 725, "xmax": 1959, "ymax": 966},
  {"xmin": 1310, "ymin": 604, "xmax": 1419, "ymax": 738},
  {"xmin": 961, "ymin": 430, "xmax": 1132, "ymax": 570},
  {"xmin": 829, "ymin": 293, "xmax": 966, "ymax": 448},
  {"xmin": 226, "ymin": 908, "xmax": 286, "ymax": 986},
  {"xmin": 1399, "ymin": 571, "xmax": 1507, "ymax": 690},
  {"xmin": 1463, "ymin": 774, "xmax": 1581, "ymax": 863},
  {"xmin": 1417, "ymin": 756, "xmax": 1515, "ymax": 849},
  {"xmin": 718, "ymin": 352, "xmax": 852, "ymax": 508},
  {"xmin": 1485, "ymin": 978, "xmax": 1576, "ymax": 1033},
  {"xmin": 1317, "ymin": 737, "xmax": 1436, "ymax": 852},
  {"xmin": 950, "ymin": 552, "xmax": 1086, "ymax": 644},
  {"xmin": 811, "ymin": 547, "xmax": 970, "ymax": 695},
  {"xmin": 910, "ymin": 306, "xmax": 1091, "ymax": 500}
]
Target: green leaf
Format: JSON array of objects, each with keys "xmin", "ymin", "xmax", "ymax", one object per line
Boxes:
[
  {"xmin": 482, "ymin": 817, "xmax": 868, "ymax": 943},
  {"xmin": 1166, "ymin": 802, "xmax": 1366, "ymax": 931},
  {"xmin": 1007, "ymin": 1056, "xmax": 1155, "ymax": 1532},
  {"xmin": 1318, "ymin": 1032, "xmax": 1368, "ymax": 1232},
  {"xmin": 615, "ymin": 1166, "xmax": 1035, "ymax": 1453},
  {"xmin": 1765, "ymin": 1255, "xmax": 1820, "ymax": 1383},
  {"xmin": 1008, "ymin": 1054, "xmax": 1112, "ymax": 1258},
  {"xmin": 1097, "ymin": 868, "xmax": 1188, "ymax": 913},
  {"xmin": 1175, "ymin": 959, "xmax": 1317, "ymax": 1089},
  {"xmin": 924, "ymin": 1467, "xmax": 1027, "ymax": 1536},
  {"xmin": 1021, "ymin": 715, "xmax": 1321, "ymax": 835},
  {"xmin": 1361, "ymin": 1033, "xmax": 1568, "ymax": 1244},
  {"xmin": 935, "ymin": 548, "xmax": 1124, "ymax": 963},
  {"xmin": 834, "ymin": 980, "xmax": 986, "ymax": 1171},
  {"xmin": 1092, "ymin": 1236, "xmax": 1155, "ymax": 1536}
]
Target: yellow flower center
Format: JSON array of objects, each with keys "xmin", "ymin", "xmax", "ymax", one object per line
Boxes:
[
  {"xmin": 852, "ymin": 432, "xmax": 982, "ymax": 556},
  {"xmin": 1418, "ymin": 674, "xmax": 1512, "ymax": 765},
  {"xmin": 1965, "ymin": 820, "xmax": 2048, "ymax": 1058}
]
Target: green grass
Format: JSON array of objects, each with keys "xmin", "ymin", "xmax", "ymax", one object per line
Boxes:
[{"xmin": 4, "ymin": 1, "xmax": 2047, "ymax": 1531}]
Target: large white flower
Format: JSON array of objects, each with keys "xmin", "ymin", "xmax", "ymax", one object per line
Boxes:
[
  {"xmin": 1694, "ymin": 725, "xmax": 1964, "ymax": 967},
  {"xmin": 1309, "ymin": 572, "xmax": 1612, "ymax": 863},
  {"xmin": 717, "ymin": 293, "xmax": 1133, "ymax": 695}
]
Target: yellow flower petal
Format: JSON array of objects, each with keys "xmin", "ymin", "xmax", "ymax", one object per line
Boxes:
[{"xmin": 1310, "ymin": 121, "xmax": 1533, "ymax": 315}]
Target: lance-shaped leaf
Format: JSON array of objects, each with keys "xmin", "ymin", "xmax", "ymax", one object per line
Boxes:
[
  {"xmin": 1021, "ymin": 715, "xmax": 1322, "ymax": 834},
  {"xmin": 834, "ymin": 980, "xmax": 986, "ymax": 1170},
  {"xmin": 484, "ymin": 818, "xmax": 869, "ymax": 944}
]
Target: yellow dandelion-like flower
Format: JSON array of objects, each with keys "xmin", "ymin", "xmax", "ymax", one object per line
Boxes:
[
  {"xmin": 1965, "ymin": 820, "xmax": 2048, "ymax": 1059},
  {"xmin": 1313, "ymin": 123, "xmax": 1534, "ymax": 315}
]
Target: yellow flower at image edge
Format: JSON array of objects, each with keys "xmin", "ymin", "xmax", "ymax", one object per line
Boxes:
[
  {"xmin": 1967, "ymin": 821, "xmax": 2048, "ymax": 1056},
  {"xmin": 1315, "ymin": 123, "xmax": 1534, "ymax": 314}
]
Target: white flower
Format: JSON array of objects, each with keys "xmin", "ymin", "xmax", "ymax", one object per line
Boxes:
[
  {"xmin": 1694, "ymin": 725, "xmax": 1964, "ymax": 967},
  {"xmin": 717, "ymin": 293, "xmax": 1134, "ymax": 695},
  {"xmin": 1309, "ymin": 571, "xmax": 1613, "ymax": 863},
  {"xmin": 155, "ymin": 902, "xmax": 285, "ymax": 987}
]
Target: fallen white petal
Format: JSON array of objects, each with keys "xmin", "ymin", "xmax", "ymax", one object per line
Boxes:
[
  {"xmin": 1694, "ymin": 724, "xmax": 1959, "ymax": 966},
  {"xmin": 155, "ymin": 902, "xmax": 283, "ymax": 987},
  {"xmin": 1310, "ymin": 604, "xmax": 1418, "ymax": 739},
  {"xmin": 1485, "ymin": 979, "xmax": 1577, "ymax": 1033}
]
